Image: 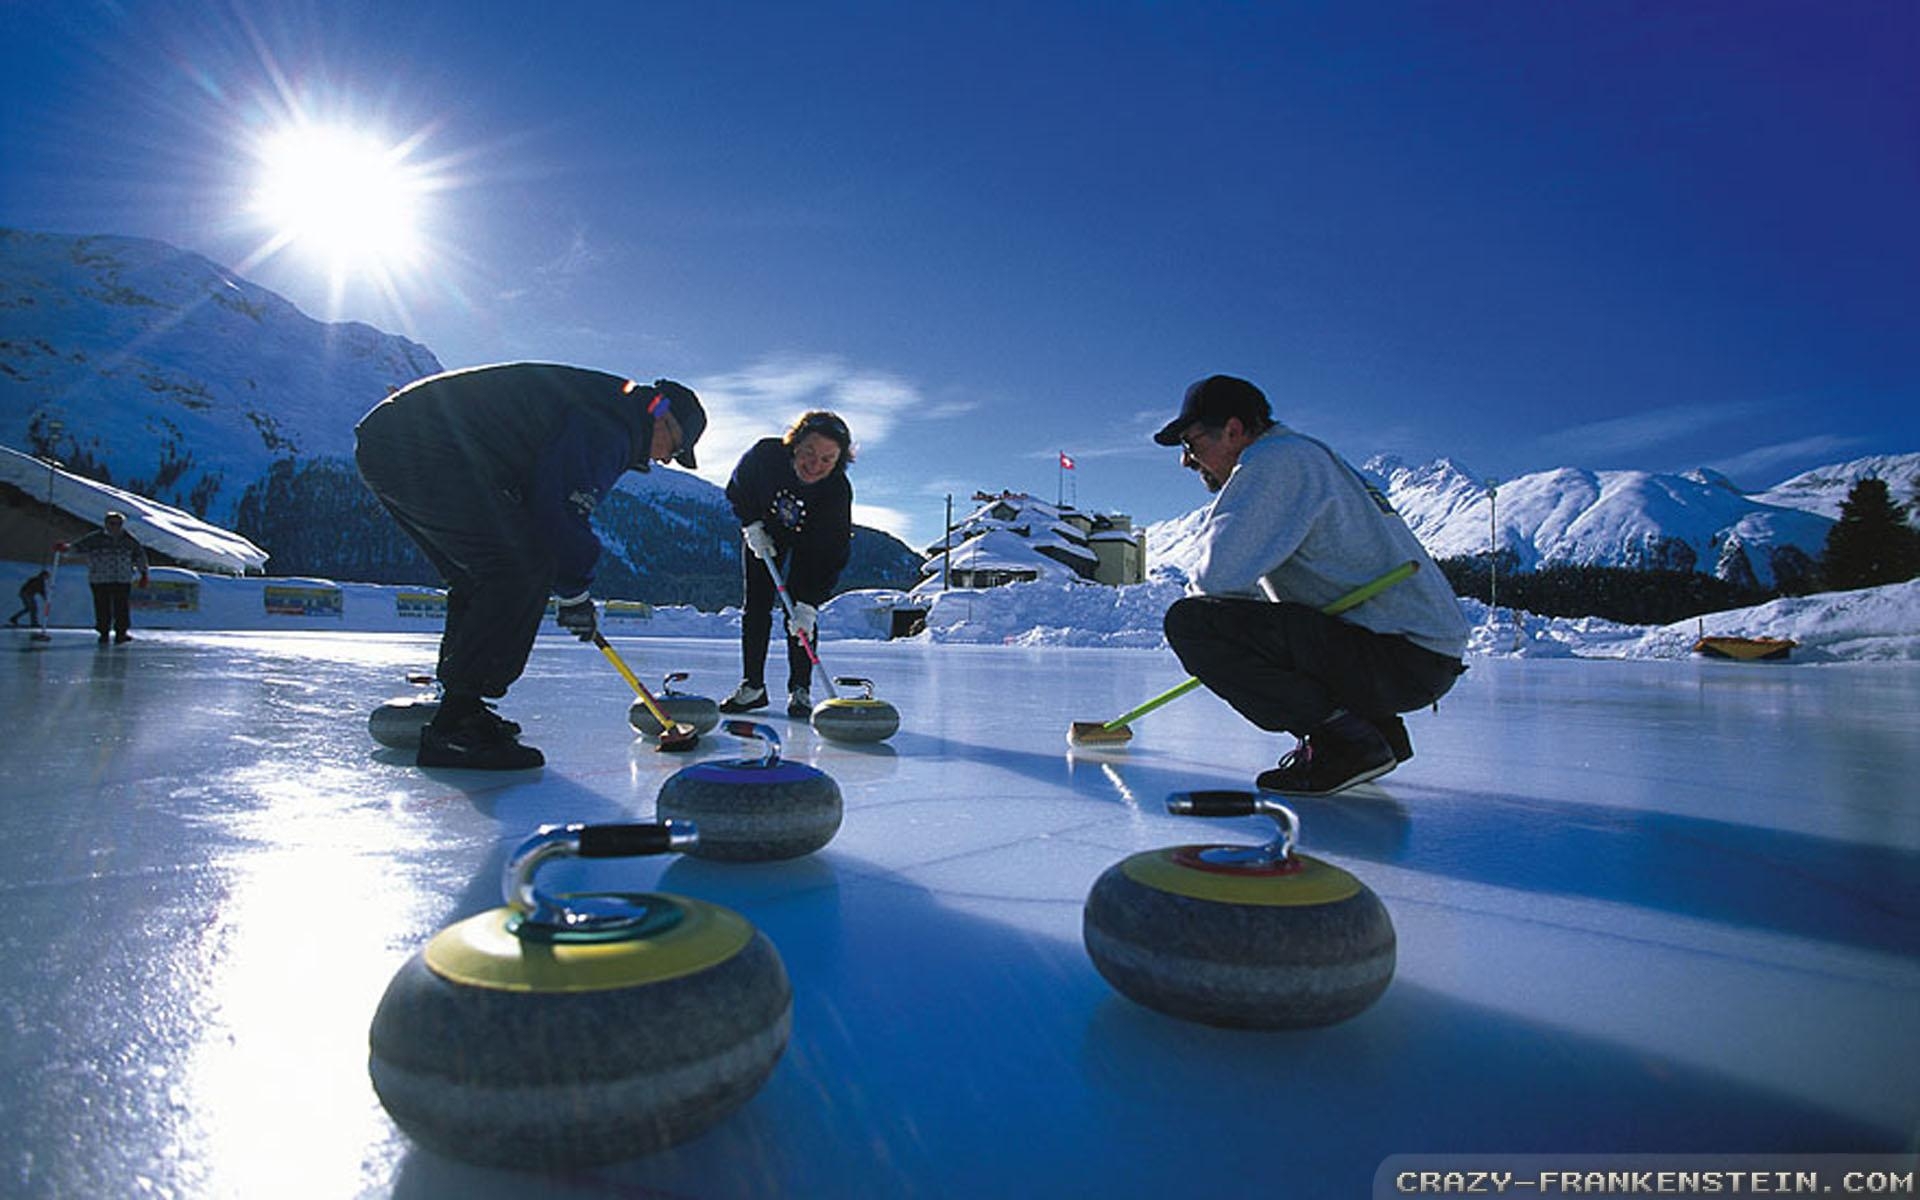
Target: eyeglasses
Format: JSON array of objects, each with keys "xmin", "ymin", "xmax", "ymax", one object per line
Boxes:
[{"xmin": 1179, "ymin": 425, "xmax": 1220, "ymax": 455}]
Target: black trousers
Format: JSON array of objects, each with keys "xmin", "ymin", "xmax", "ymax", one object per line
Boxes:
[
  {"xmin": 1163, "ymin": 596, "xmax": 1464, "ymax": 737},
  {"xmin": 90, "ymin": 583, "xmax": 133, "ymax": 638},
  {"xmin": 355, "ymin": 420, "xmax": 552, "ymax": 701},
  {"xmin": 739, "ymin": 552, "xmax": 813, "ymax": 691}
]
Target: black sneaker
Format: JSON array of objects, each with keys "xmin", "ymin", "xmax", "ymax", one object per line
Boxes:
[
  {"xmin": 417, "ymin": 714, "xmax": 544, "ymax": 770},
  {"xmin": 1371, "ymin": 714, "xmax": 1413, "ymax": 763},
  {"xmin": 479, "ymin": 703, "xmax": 521, "ymax": 738},
  {"xmin": 718, "ymin": 682, "xmax": 769, "ymax": 713},
  {"xmin": 114, "ymin": 633, "xmax": 133, "ymax": 644},
  {"xmin": 786, "ymin": 686, "xmax": 813, "ymax": 718},
  {"xmin": 1256, "ymin": 716, "xmax": 1396, "ymax": 796}
]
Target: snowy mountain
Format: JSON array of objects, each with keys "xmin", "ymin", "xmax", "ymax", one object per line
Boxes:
[
  {"xmin": 0, "ymin": 228, "xmax": 441, "ymax": 521},
  {"xmin": 1142, "ymin": 447, "xmax": 1886, "ymax": 591},
  {"xmin": 0, "ymin": 229, "xmax": 920, "ymax": 603},
  {"xmin": 1751, "ymin": 454, "xmax": 1920, "ymax": 524}
]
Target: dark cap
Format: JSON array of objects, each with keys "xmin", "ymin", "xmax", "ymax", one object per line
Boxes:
[
  {"xmin": 644, "ymin": 379, "xmax": 707, "ymax": 469},
  {"xmin": 1153, "ymin": 375, "xmax": 1271, "ymax": 446}
]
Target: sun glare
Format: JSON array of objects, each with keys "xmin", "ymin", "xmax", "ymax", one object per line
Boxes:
[{"xmin": 249, "ymin": 123, "xmax": 428, "ymax": 276}]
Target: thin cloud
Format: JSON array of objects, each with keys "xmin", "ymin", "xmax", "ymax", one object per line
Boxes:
[
  {"xmin": 1707, "ymin": 434, "xmax": 1866, "ymax": 487},
  {"xmin": 1537, "ymin": 400, "xmax": 1771, "ymax": 459},
  {"xmin": 686, "ymin": 354, "xmax": 924, "ymax": 487}
]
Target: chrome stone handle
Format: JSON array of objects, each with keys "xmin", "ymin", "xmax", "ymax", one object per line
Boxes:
[
  {"xmin": 721, "ymin": 719, "xmax": 782, "ymax": 768},
  {"xmin": 833, "ymin": 676, "xmax": 876, "ymax": 699},
  {"xmin": 661, "ymin": 671, "xmax": 689, "ymax": 694},
  {"xmin": 1166, "ymin": 791, "xmax": 1299, "ymax": 867},
  {"xmin": 504, "ymin": 821, "xmax": 699, "ymax": 934}
]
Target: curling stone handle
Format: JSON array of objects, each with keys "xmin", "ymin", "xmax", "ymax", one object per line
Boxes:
[
  {"xmin": 506, "ymin": 822, "xmax": 699, "ymax": 917},
  {"xmin": 1167, "ymin": 790, "xmax": 1259, "ymax": 818},
  {"xmin": 721, "ymin": 719, "xmax": 782, "ymax": 767},
  {"xmin": 833, "ymin": 676, "xmax": 876, "ymax": 699},
  {"xmin": 1166, "ymin": 792, "xmax": 1300, "ymax": 865},
  {"xmin": 661, "ymin": 671, "xmax": 689, "ymax": 692},
  {"xmin": 578, "ymin": 821, "xmax": 700, "ymax": 858}
]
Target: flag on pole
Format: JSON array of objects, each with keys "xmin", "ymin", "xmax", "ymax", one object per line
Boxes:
[{"xmin": 1059, "ymin": 451, "xmax": 1075, "ymax": 470}]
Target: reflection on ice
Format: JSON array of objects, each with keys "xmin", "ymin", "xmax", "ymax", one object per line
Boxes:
[{"xmin": 2, "ymin": 631, "xmax": 1915, "ymax": 1197}]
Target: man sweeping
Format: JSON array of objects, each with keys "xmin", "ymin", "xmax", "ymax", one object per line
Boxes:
[
  {"xmin": 355, "ymin": 363, "xmax": 707, "ymax": 770},
  {"xmin": 1156, "ymin": 375, "xmax": 1469, "ymax": 795}
]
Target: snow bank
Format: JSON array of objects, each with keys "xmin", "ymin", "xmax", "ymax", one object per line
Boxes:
[{"xmin": 5, "ymin": 556, "xmax": 1914, "ymax": 663}]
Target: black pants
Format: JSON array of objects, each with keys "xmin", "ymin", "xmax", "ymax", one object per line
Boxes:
[
  {"xmin": 739, "ymin": 553, "xmax": 813, "ymax": 692},
  {"xmin": 355, "ymin": 419, "xmax": 552, "ymax": 701},
  {"xmin": 1163, "ymin": 596, "xmax": 1464, "ymax": 737},
  {"xmin": 90, "ymin": 582, "xmax": 132, "ymax": 638},
  {"xmin": 7, "ymin": 598, "xmax": 40, "ymax": 627}
]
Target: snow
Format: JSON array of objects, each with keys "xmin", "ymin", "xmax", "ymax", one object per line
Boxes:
[{"xmin": 11, "ymin": 547, "xmax": 1914, "ymax": 664}]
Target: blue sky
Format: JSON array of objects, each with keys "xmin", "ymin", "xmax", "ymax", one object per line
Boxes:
[{"xmin": 3, "ymin": 1, "xmax": 1915, "ymax": 548}]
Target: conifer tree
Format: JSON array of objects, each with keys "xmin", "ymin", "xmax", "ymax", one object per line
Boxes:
[{"xmin": 1821, "ymin": 478, "xmax": 1920, "ymax": 590}]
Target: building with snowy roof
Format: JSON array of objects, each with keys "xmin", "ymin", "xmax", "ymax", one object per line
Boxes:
[
  {"xmin": 0, "ymin": 444, "xmax": 269, "ymax": 575},
  {"xmin": 914, "ymin": 491, "xmax": 1143, "ymax": 595}
]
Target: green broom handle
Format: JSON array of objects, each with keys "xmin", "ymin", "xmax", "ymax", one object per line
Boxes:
[{"xmin": 1103, "ymin": 559, "xmax": 1420, "ymax": 730}]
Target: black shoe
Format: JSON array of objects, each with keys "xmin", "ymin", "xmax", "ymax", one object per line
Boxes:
[
  {"xmin": 786, "ymin": 686, "xmax": 813, "ymax": 718},
  {"xmin": 718, "ymin": 682, "xmax": 769, "ymax": 713},
  {"xmin": 417, "ymin": 714, "xmax": 544, "ymax": 770},
  {"xmin": 98, "ymin": 632, "xmax": 109, "ymax": 645},
  {"xmin": 114, "ymin": 633, "xmax": 133, "ymax": 644},
  {"xmin": 1371, "ymin": 714, "xmax": 1413, "ymax": 763},
  {"xmin": 1256, "ymin": 715, "xmax": 1396, "ymax": 796},
  {"xmin": 479, "ymin": 703, "xmax": 521, "ymax": 738}
]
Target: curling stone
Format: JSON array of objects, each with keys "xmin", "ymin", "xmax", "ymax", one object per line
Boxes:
[
  {"xmin": 1082, "ymin": 792, "xmax": 1395, "ymax": 1029},
  {"xmin": 810, "ymin": 676, "xmax": 900, "ymax": 744},
  {"xmin": 369, "ymin": 821, "xmax": 792, "ymax": 1169},
  {"xmin": 369, "ymin": 676, "xmax": 441, "ymax": 749},
  {"xmin": 628, "ymin": 671, "xmax": 722, "ymax": 740},
  {"xmin": 656, "ymin": 720, "xmax": 842, "ymax": 861}
]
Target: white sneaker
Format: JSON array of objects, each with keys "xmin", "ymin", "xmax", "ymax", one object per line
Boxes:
[
  {"xmin": 786, "ymin": 687, "xmax": 813, "ymax": 717},
  {"xmin": 718, "ymin": 682, "xmax": 769, "ymax": 713}
]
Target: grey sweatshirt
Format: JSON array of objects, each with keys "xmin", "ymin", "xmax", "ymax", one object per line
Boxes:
[{"xmin": 1188, "ymin": 425, "xmax": 1470, "ymax": 659}]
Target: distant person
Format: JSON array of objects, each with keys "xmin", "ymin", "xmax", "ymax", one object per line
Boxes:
[
  {"xmin": 1155, "ymin": 375, "xmax": 1469, "ymax": 795},
  {"xmin": 8, "ymin": 569, "xmax": 49, "ymax": 628},
  {"xmin": 720, "ymin": 411, "xmax": 854, "ymax": 717},
  {"xmin": 62, "ymin": 512, "xmax": 149, "ymax": 645},
  {"xmin": 355, "ymin": 363, "xmax": 707, "ymax": 770}
]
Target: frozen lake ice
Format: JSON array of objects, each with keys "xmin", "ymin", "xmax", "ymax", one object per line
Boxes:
[{"xmin": 4, "ymin": 629, "xmax": 1916, "ymax": 1198}]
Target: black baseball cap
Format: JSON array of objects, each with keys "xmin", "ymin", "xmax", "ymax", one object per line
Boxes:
[
  {"xmin": 1153, "ymin": 375, "xmax": 1272, "ymax": 446},
  {"xmin": 645, "ymin": 379, "xmax": 706, "ymax": 469}
]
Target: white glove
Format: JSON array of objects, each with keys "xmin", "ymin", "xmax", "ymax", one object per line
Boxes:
[
  {"xmin": 788, "ymin": 602, "xmax": 817, "ymax": 640},
  {"xmin": 743, "ymin": 521, "xmax": 777, "ymax": 562}
]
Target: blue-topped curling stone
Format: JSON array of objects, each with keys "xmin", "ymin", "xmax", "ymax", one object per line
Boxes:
[
  {"xmin": 656, "ymin": 720, "xmax": 843, "ymax": 861},
  {"xmin": 810, "ymin": 676, "xmax": 899, "ymax": 745},
  {"xmin": 628, "ymin": 671, "xmax": 722, "ymax": 741},
  {"xmin": 368, "ymin": 821, "xmax": 792, "ymax": 1169},
  {"xmin": 1082, "ymin": 792, "xmax": 1394, "ymax": 1029}
]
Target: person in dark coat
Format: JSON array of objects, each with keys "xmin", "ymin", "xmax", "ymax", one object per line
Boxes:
[
  {"xmin": 720, "ymin": 411, "xmax": 854, "ymax": 717},
  {"xmin": 355, "ymin": 363, "xmax": 707, "ymax": 769},
  {"xmin": 8, "ymin": 570, "xmax": 49, "ymax": 628},
  {"xmin": 63, "ymin": 512, "xmax": 149, "ymax": 644}
]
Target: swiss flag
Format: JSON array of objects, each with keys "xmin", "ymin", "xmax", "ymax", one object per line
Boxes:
[{"xmin": 1059, "ymin": 451, "xmax": 1075, "ymax": 470}]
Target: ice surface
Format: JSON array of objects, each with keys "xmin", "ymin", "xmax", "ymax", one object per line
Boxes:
[{"xmin": 3, "ymin": 630, "xmax": 1916, "ymax": 1198}]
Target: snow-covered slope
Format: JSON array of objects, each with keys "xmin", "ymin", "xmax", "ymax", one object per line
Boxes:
[
  {"xmin": 1752, "ymin": 453, "xmax": 1920, "ymax": 525},
  {"xmin": 0, "ymin": 229, "xmax": 442, "ymax": 523}
]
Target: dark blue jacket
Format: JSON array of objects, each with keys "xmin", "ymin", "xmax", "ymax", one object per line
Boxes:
[
  {"xmin": 358, "ymin": 363, "xmax": 661, "ymax": 596},
  {"xmin": 726, "ymin": 437, "xmax": 853, "ymax": 604}
]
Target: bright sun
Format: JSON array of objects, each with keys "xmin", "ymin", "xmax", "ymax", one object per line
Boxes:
[{"xmin": 249, "ymin": 123, "xmax": 429, "ymax": 276}]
